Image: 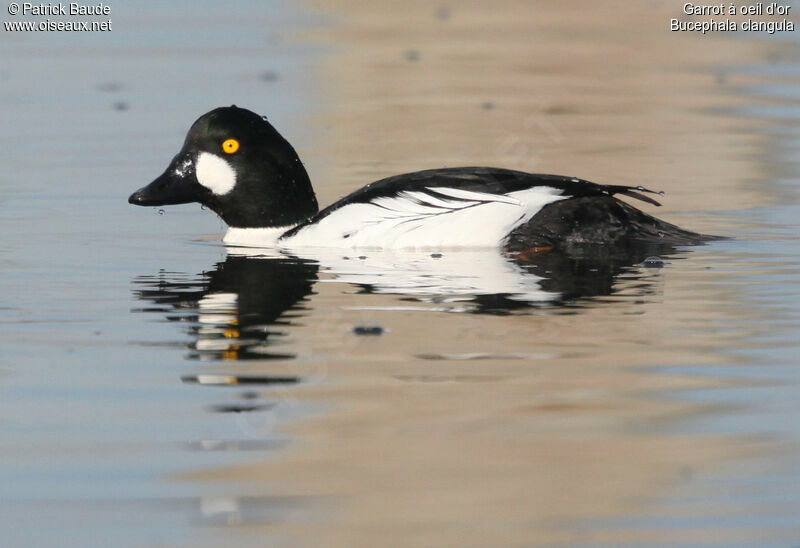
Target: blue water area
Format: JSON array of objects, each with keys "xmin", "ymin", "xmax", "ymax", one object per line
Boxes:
[
  {"xmin": 1, "ymin": 2, "xmax": 326, "ymax": 546},
  {"xmin": 594, "ymin": 54, "xmax": 800, "ymax": 547}
]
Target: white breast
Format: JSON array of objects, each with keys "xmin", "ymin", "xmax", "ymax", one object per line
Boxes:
[
  {"xmin": 280, "ymin": 186, "xmax": 566, "ymax": 250},
  {"xmin": 223, "ymin": 226, "xmax": 295, "ymax": 247}
]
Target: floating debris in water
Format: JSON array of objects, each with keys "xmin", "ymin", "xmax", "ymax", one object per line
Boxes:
[
  {"xmin": 430, "ymin": 253, "xmax": 443, "ymax": 258},
  {"xmin": 207, "ymin": 402, "xmax": 274, "ymax": 413},
  {"xmin": 543, "ymin": 104, "xmax": 573, "ymax": 115},
  {"xmin": 259, "ymin": 71, "xmax": 279, "ymax": 83},
  {"xmin": 642, "ymin": 256, "xmax": 666, "ymax": 268},
  {"xmin": 182, "ymin": 374, "xmax": 301, "ymax": 386},
  {"xmin": 436, "ymin": 6, "xmax": 451, "ymax": 20},
  {"xmin": 97, "ymin": 81, "xmax": 123, "ymax": 92},
  {"xmin": 404, "ymin": 49, "xmax": 420, "ymax": 62},
  {"xmin": 353, "ymin": 324, "xmax": 385, "ymax": 336},
  {"xmin": 481, "ymin": 101, "xmax": 494, "ymax": 110},
  {"xmin": 113, "ymin": 101, "xmax": 128, "ymax": 111}
]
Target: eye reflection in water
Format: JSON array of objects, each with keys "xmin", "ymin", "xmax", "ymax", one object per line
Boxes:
[
  {"xmin": 132, "ymin": 255, "xmax": 319, "ymax": 361},
  {"xmin": 132, "ymin": 240, "xmax": 698, "ymax": 357}
]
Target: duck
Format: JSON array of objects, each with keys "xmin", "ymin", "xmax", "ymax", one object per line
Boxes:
[{"xmin": 128, "ymin": 105, "xmax": 712, "ymax": 252}]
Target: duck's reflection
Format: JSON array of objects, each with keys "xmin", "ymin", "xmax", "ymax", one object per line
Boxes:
[
  {"xmin": 133, "ymin": 255, "xmax": 318, "ymax": 361},
  {"xmin": 230, "ymin": 240, "xmax": 692, "ymax": 314},
  {"xmin": 133, "ymin": 241, "xmax": 693, "ymax": 357}
]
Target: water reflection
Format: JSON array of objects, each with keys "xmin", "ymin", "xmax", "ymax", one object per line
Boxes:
[
  {"xmin": 127, "ymin": 242, "xmax": 712, "ymax": 538},
  {"xmin": 133, "ymin": 242, "xmax": 700, "ymax": 348},
  {"xmin": 132, "ymin": 255, "xmax": 318, "ymax": 361},
  {"xmin": 251, "ymin": 240, "xmax": 694, "ymax": 313}
]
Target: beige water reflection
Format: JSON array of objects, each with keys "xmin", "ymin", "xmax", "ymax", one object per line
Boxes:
[{"xmin": 186, "ymin": 2, "xmax": 783, "ymax": 546}]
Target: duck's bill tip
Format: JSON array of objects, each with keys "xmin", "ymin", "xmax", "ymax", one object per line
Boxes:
[
  {"xmin": 127, "ymin": 172, "xmax": 200, "ymax": 207},
  {"xmin": 128, "ymin": 187, "xmax": 173, "ymax": 206},
  {"xmin": 128, "ymin": 189, "xmax": 147, "ymax": 205}
]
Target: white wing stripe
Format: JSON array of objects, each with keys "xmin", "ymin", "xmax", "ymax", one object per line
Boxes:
[
  {"xmin": 431, "ymin": 186, "xmax": 521, "ymax": 205},
  {"xmin": 282, "ymin": 185, "xmax": 567, "ymax": 249}
]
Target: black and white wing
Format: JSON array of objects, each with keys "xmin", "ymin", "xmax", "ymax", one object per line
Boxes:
[{"xmin": 281, "ymin": 167, "xmax": 663, "ymax": 250}]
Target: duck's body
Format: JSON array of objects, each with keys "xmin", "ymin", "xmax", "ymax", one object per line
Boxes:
[{"xmin": 129, "ymin": 106, "xmax": 711, "ymax": 251}]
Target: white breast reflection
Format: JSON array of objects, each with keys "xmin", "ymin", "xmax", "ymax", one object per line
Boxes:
[
  {"xmin": 282, "ymin": 248, "xmax": 559, "ymax": 305},
  {"xmin": 224, "ymin": 240, "xmax": 683, "ymax": 312}
]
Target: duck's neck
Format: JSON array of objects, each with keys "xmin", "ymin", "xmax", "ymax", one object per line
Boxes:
[{"xmin": 209, "ymin": 153, "xmax": 319, "ymax": 229}]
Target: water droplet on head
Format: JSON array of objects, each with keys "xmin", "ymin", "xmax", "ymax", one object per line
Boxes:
[
  {"xmin": 200, "ymin": 205, "xmax": 207, "ymax": 211},
  {"xmin": 658, "ymin": 191, "xmax": 666, "ymax": 196},
  {"xmin": 157, "ymin": 209, "xmax": 165, "ymax": 216},
  {"xmin": 636, "ymin": 185, "xmax": 645, "ymax": 191},
  {"xmin": 657, "ymin": 231, "xmax": 665, "ymax": 238}
]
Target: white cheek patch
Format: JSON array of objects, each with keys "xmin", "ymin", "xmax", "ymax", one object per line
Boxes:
[{"xmin": 196, "ymin": 152, "xmax": 237, "ymax": 195}]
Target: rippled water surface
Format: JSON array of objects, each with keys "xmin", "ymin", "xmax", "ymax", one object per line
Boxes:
[{"xmin": 2, "ymin": 2, "xmax": 800, "ymax": 546}]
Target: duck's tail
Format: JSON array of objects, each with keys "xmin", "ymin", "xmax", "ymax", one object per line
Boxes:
[
  {"xmin": 602, "ymin": 184, "xmax": 664, "ymax": 207},
  {"xmin": 505, "ymin": 195, "xmax": 723, "ymax": 253}
]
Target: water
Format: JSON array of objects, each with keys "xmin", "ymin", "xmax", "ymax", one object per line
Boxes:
[{"xmin": 2, "ymin": 2, "xmax": 800, "ymax": 546}]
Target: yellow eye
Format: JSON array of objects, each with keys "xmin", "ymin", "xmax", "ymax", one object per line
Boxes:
[{"xmin": 222, "ymin": 138, "xmax": 240, "ymax": 154}]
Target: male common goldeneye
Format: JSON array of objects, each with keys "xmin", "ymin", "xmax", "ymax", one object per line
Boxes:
[{"xmin": 129, "ymin": 106, "xmax": 710, "ymax": 251}]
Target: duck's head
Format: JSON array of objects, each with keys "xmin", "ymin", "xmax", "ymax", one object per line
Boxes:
[{"xmin": 128, "ymin": 106, "xmax": 318, "ymax": 228}]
